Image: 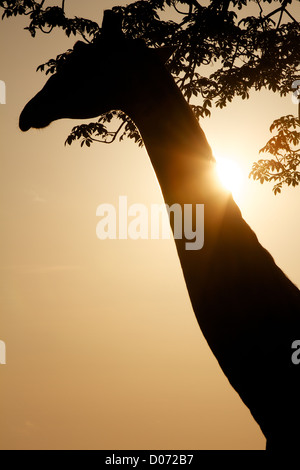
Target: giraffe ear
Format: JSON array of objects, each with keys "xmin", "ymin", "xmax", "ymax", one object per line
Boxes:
[
  {"xmin": 154, "ymin": 46, "xmax": 176, "ymax": 64},
  {"xmin": 101, "ymin": 10, "xmax": 124, "ymax": 39}
]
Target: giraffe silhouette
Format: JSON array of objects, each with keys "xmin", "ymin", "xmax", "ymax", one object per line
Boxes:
[{"xmin": 19, "ymin": 10, "xmax": 300, "ymax": 450}]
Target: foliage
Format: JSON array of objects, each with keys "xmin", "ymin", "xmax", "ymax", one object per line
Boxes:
[
  {"xmin": 250, "ymin": 114, "xmax": 300, "ymax": 194},
  {"xmin": 1, "ymin": 0, "xmax": 299, "ymax": 192},
  {"xmin": 65, "ymin": 111, "xmax": 144, "ymax": 148}
]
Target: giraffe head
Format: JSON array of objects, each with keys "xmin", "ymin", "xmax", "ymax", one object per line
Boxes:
[{"xmin": 19, "ymin": 10, "xmax": 175, "ymax": 132}]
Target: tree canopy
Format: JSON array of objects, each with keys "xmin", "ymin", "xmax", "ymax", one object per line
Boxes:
[{"xmin": 1, "ymin": 0, "xmax": 299, "ymax": 193}]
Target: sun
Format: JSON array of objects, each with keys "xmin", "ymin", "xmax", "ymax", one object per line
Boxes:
[{"xmin": 215, "ymin": 155, "xmax": 244, "ymax": 202}]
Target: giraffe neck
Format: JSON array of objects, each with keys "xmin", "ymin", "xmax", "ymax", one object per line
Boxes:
[
  {"xmin": 123, "ymin": 59, "xmax": 300, "ymax": 445},
  {"xmin": 124, "ymin": 61, "xmax": 218, "ymax": 205},
  {"xmin": 124, "ymin": 61, "xmax": 235, "ymax": 268}
]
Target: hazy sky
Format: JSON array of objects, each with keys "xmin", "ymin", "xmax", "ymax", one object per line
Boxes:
[{"xmin": 0, "ymin": 0, "xmax": 299, "ymax": 450}]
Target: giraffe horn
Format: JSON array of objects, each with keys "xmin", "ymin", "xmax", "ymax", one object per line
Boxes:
[{"xmin": 101, "ymin": 10, "xmax": 123, "ymax": 39}]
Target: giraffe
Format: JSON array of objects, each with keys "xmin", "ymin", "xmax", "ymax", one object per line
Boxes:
[{"xmin": 19, "ymin": 10, "xmax": 300, "ymax": 450}]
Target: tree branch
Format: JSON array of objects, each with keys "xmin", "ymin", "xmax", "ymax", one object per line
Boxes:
[
  {"xmin": 92, "ymin": 121, "xmax": 126, "ymax": 145},
  {"xmin": 276, "ymin": 7, "xmax": 284, "ymax": 28},
  {"xmin": 256, "ymin": 0, "xmax": 263, "ymax": 17},
  {"xmin": 173, "ymin": 1, "xmax": 189, "ymax": 15},
  {"xmin": 284, "ymin": 8, "xmax": 298, "ymax": 24},
  {"xmin": 39, "ymin": 24, "xmax": 54, "ymax": 34}
]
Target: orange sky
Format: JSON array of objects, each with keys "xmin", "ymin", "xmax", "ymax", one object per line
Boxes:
[{"xmin": 0, "ymin": 0, "xmax": 299, "ymax": 450}]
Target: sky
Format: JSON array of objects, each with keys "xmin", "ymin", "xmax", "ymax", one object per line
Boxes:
[{"xmin": 0, "ymin": 0, "xmax": 299, "ymax": 450}]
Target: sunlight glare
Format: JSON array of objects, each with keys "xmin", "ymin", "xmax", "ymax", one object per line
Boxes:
[{"xmin": 215, "ymin": 155, "xmax": 244, "ymax": 202}]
